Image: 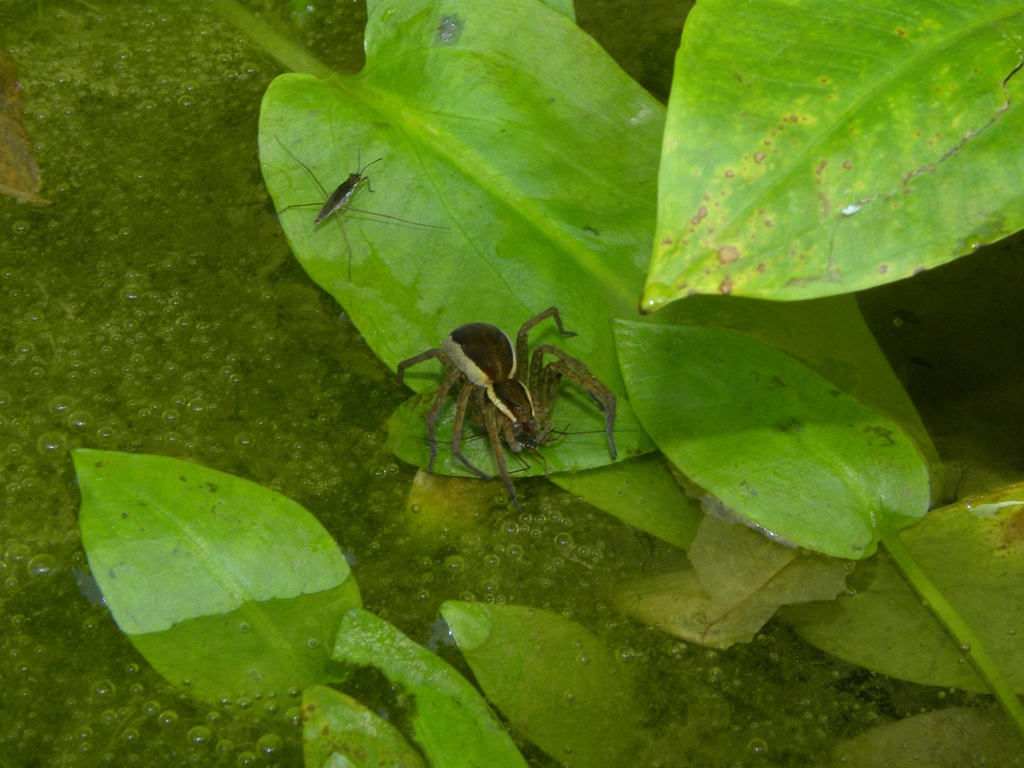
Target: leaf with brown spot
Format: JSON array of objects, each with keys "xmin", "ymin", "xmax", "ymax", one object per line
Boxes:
[
  {"xmin": 644, "ymin": 0, "xmax": 1024, "ymax": 307},
  {"xmin": 0, "ymin": 53, "xmax": 51, "ymax": 206},
  {"xmin": 302, "ymin": 685, "xmax": 425, "ymax": 768}
]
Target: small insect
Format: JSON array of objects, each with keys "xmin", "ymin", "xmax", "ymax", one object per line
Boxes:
[
  {"xmin": 396, "ymin": 307, "xmax": 617, "ymax": 509},
  {"xmin": 273, "ymin": 137, "xmax": 445, "ymax": 279}
]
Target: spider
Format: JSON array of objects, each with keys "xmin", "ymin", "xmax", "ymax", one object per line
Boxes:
[{"xmin": 396, "ymin": 307, "xmax": 617, "ymax": 508}]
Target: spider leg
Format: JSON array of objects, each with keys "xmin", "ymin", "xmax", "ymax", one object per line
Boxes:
[
  {"xmin": 531, "ymin": 344, "xmax": 618, "ymax": 460},
  {"xmin": 515, "ymin": 307, "xmax": 576, "ymax": 381},
  {"xmin": 423, "ymin": 367, "xmax": 464, "ymax": 473},
  {"xmin": 450, "ymin": 384, "xmax": 492, "ymax": 479},
  {"xmin": 396, "ymin": 347, "xmax": 445, "ymax": 385},
  {"xmin": 484, "ymin": 401, "xmax": 520, "ymax": 509},
  {"xmin": 532, "ymin": 357, "xmax": 563, "ymax": 418}
]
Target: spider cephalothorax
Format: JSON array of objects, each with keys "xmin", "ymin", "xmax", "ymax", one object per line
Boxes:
[{"xmin": 396, "ymin": 307, "xmax": 617, "ymax": 508}]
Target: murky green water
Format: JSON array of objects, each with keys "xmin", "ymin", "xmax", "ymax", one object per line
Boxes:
[{"xmin": 2, "ymin": 2, "xmax": 1022, "ymax": 767}]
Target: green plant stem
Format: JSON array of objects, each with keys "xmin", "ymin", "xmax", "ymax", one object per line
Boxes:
[
  {"xmin": 208, "ymin": 0, "xmax": 334, "ymax": 79},
  {"xmin": 881, "ymin": 529, "xmax": 1024, "ymax": 737}
]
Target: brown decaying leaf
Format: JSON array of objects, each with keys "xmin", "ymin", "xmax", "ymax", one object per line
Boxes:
[
  {"xmin": 614, "ymin": 516, "xmax": 849, "ymax": 649},
  {"xmin": 0, "ymin": 52, "xmax": 51, "ymax": 206}
]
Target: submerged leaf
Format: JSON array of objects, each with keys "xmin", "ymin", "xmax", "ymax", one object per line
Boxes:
[
  {"xmin": 644, "ymin": 0, "xmax": 1024, "ymax": 307},
  {"xmin": 332, "ymin": 608, "xmax": 528, "ymax": 768},
  {"xmin": 74, "ymin": 449, "xmax": 360, "ymax": 700},
  {"xmin": 833, "ymin": 707, "xmax": 1020, "ymax": 768},
  {"xmin": 615, "ymin": 516, "xmax": 848, "ymax": 648},
  {"xmin": 783, "ymin": 483, "xmax": 1024, "ymax": 693},
  {"xmin": 614, "ymin": 322, "xmax": 932, "ymax": 558},
  {"xmin": 441, "ymin": 601, "xmax": 646, "ymax": 768},
  {"xmin": 303, "ymin": 685, "xmax": 425, "ymax": 768},
  {"xmin": 0, "ymin": 52, "xmax": 50, "ymax": 205},
  {"xmin": 552, "ymin": 454, "xmax": 702, "ymax": 550}
]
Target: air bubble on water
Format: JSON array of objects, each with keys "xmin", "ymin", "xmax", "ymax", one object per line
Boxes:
[
  {"xmin": 256, "ymin": 733, "xmax": 283, "ymax": 755},
  {"xmin": 48, "ymin": 394, "xmax": 75, "ymax": 413},
  {"xmin": 35, "ymin": 431, "xmax": 68, "ymax": 455},
  {"xmin": 67, "ymin": 410, "xmax": 94, "ymax": 429},
  {"xmin": 27, "ymin": 554, "xmax": 58, "ymax": 577},
  {"xmin": 747, "ymin": 738, "xmax": 768, "ymax": 754}
]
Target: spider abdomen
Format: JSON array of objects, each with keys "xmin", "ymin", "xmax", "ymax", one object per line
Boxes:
[{"xmin": 444, "ymin": 322, "xmax": 517, "ymax": 385}]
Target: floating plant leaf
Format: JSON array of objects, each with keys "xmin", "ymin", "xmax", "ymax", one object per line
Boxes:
[
  {"xmin": 74, "ymin": 449, "xmax": 360, "ymax": 701},
  {"xmin": 614, "ymin": 322, "xmax": 931, "ymax": 558},
  {"xmin": 552, "ymin": 454, "xmax": 702, "ymax": 550},
  {"xmin": 643, "ymin": 0, "xmax": 1024, "ymax": 308},
  {"xmin": 386, "ymin": 384, "xmax": 653, "ymax": 480},
  {"xmin": 259, "ymin": 0, "xmax": 661, "ymax": 390}
]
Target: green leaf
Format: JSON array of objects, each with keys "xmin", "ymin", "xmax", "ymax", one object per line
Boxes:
[
  {"xmin": 562, "ymin": 293, "xmax": 936, "ymax": 536},
  {"xmin": 259, "ymin": 0, "xmax": 666, "ymax": 479},
  {"xmin": 130, "ymin": 589, "xmax": 356, "ymax": 703},
  {"xmin": 783, "ymin": 484, "xmax": 1024, "ymax": 693},
  {"xmin": 613, "ymin": 322, "xmax": 931, "ymax": 558},
  {"xmin": 643, "ymin": 0, "xmax": 1024, "ymax": 308},
  {"xmin": 552, "ymin": 454, "xmax": 702, "ymax": 550},
  {"xmin": 73, "ymin": 449, "xmax": 360, "ymax": 700},
  {"xmin": 303, "ymin": 684, "xmax": 425, "ymax": 768},
  {"xmin": 331, "ymin": 608, "xmax": 528, "ymax": 768},
  {"xmin": 259, "ymin": 0, "xmax": 663, "ymax": 391},
  {"xmin": 386, "ymin": 387, "xmax": 653, "ymax": 479},
  {"xmin": 441, "ymin": 601, "xmax": 645, "ymax": 768}
]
